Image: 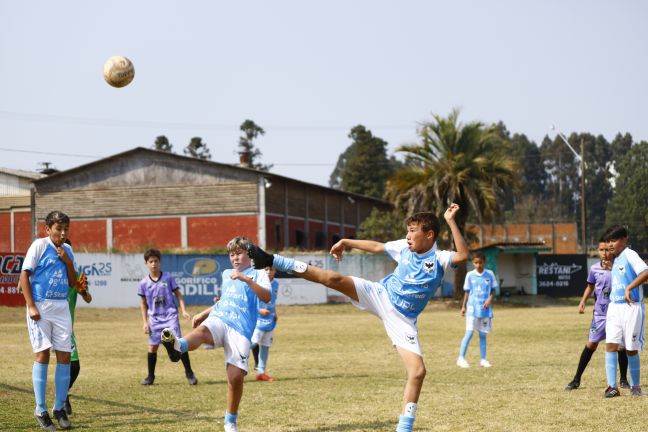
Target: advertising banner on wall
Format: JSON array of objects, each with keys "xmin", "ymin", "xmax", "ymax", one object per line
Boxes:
[
  {"xmin": 0, "ymin": 252, "xmax": 25, "ymax": 306},
  {"xmin": 536, "ymin": 254, "xmax": 587, "ymax": 297}
]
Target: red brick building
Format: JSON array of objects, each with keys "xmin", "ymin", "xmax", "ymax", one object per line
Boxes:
[{"xmin": 0, "ymin": 168, "xmax": 43, "ymax": 252}]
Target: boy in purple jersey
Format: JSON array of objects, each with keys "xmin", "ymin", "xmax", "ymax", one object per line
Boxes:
[
  {"xmin": 160, "ymin": 237, "xmax": 271, "ymax": 432},
  {"xmin": 564, "ymin": 239, "xmax": 629, "ymax": 390},
  {"xmin": 246, "ymin": 204, "xmax": 468, "ymax": 432},
  {"xmin": 138, "ymin": 249, "xmax": 197, "ymax": 386}
]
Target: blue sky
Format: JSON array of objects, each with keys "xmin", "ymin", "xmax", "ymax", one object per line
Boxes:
[{"xmin": 1, "ymin": 1, "xmax": 646, "ymax": 186}]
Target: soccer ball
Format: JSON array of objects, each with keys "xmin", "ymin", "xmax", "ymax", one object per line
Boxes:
[{"xmin": 103, "ymin": 56, "xmax": 135, "ymax": 88}]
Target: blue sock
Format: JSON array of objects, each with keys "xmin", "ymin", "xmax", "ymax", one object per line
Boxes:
[
  {"xmin": 32, "ymin": 362, "xmax": 48, "ymax": 414},
  {"xmin": 258, "ymin": 345, "xmax": 270, "ymax": 373},
  {"xmin": 272, "ymin": 254, "xmax": 295, "ymax": 273},
  {"xmin": 605, "ymin": 352, "xmax": 618, "ymax": 388},
  {"xmin": 224, "ymin": 410, "xmax": 238, "ymax": 425},
  {"xmin": 459, "ymin": 330, "xmax": 473, "ymax": 358},
  {"xmin": 396, "ymin": 414, "xmax": 415, "ymax": 432},
  {"xmin": 479, "ymin": 332, "xmax": 488, "ymax": 360},
  {"xmin": 54, "ymin": 363, "xmax": 71, "ymax": 410},
  {"xmin": 628, "ymin": 354, "xmax": 641, "ymax": 387},
  {"xmin": 179, "ymin": 338, "xmax": 188, "ymax": 353}
]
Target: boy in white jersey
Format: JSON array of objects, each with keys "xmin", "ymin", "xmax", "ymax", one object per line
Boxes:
[
  {"xmin": 602, "ymin": 225, "xmax": 648, "ymax": 398},
  {"xmin": 20, "ymin": 211, "xmax": 79, "ymax": 431},
  {"xmin": 160, "ymin": 237, "xmax": 271, "ymax": 432},
  {"xmin": 457, "ymin": 251, "xmax": 497, "ymax": 368},
  {"xmin": 247, "ymin": 204, "xmax": 469, "ymax": 432}
]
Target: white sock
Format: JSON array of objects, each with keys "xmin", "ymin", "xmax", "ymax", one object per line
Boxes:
[{"xmin": 404, "ymin": 402, "xmax": 417, "ymax": 417}]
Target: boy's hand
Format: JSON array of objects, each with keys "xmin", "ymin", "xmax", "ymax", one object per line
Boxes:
[
  {"xmin": 28, "ymin": 304, "xmax": 41, "ymax": 321},
  {"xmin": 192, "ymin": 312, "xmax": 208, "ymax": 328},
  {"xmin": 182, "ymin": 310, "xmax": 190, "ymax": 320},
  {"xmin": 230, "ymin": 270, "xmax": 249, "ymax": 282},
  {"xmin": 56, "ymin": 246, "xmax": 72, "ymax": 264},
  {"xmin": 625, "ymin": 288, "xmax": 633, "ymax": 304},
  {"xmin": 259, "ymin": 308, "xmax": 270, "ymax": 316},
  {"xmin": 444, "ymin": 203, "xmax": 460, "ymax": 222},
  {"xmin": 143, "ymin": 323, "xmax": 149, "ymax": 334},
  {"xmin": 461, "ymin": 305, "xmax": 466, "ymax": 317},
  {"xmin": 578, "ymin": 301, "xmax": 586, "ymax": 314},
  {"xmin": 330, "ymin": 240, "xmax": 346, "ymax": 262},
  {"xmin": 483, "ymin": 299, "xmax": 492, "ymax": 309},
  {"xmin": 76, "ymin": 273, "xmax": 89, "ymax": 294}
]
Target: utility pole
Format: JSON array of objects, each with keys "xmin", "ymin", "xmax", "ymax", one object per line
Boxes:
[{"xmin": 580, "ymin": 139, "xmax": 587, "ymax": 255}]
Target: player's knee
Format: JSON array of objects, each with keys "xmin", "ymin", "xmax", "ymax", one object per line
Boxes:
[{"xmin": 409, "ymin": 364, "xmax": 426, "ymax": 382}]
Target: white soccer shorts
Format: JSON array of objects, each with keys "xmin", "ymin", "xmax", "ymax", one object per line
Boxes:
[
  {"xmin": 605, "ymin": 302, "xmax": 645, "ymax": 351},
  {"xmin": 26, "ymin": 300, "xmax": 73, "ymax": 353},
  {"xmin": 201, "ymin": 316, "xmax": 251, "ymax": 373},
  {"xmin": 251, "ymin": 328, "xmax": 274, "ymax": 347},
  {"xmin": 350, "ymin": 276, "xmax": 422, "ymax": 356},
  {"xmin": 466, "ymin": 316, "xmax": 492, "ymax": 334}
]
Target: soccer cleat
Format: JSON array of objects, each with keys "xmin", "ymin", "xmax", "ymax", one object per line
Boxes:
[
  {"xmin": 620, "ymin": 379, "xmax": 631, "ymax": 389},
  {"xmin": 564, "ymin": 380, "xmax": 580, "ymax": 390},
  {"xmin": 246, "ymin": 244, "xmax": 274, "ymax": 269},
  {"xmin": 630, "ymin": 386, "xmax": 647, "ymax": 396},
  {"xmin": 64, "ymin": 396, "xmax": 72, "ymax": 415},
  {"xmin": 224, "ymin": 422, "xmax": 239, "ymax": 432},
  {"xmin": 141, "ymin": 375, "xmax": 155, "ymax": 385},
  {"xmin": 256, "ymin": 373, "xmax": 274, "ymax": 382},
  {"xmin": 34, "ymin": 411, "xmax": 56, "ymax": 431},
  {"xmin": 480, "ymin": 359, "xmax": 492, "ymax": 368},
  {"xmin": 186, "ymin": 371, "xmax": 198, "ymax": 385},
  {"xmin": 604, "ymin": 386, "xmax": 621, "ymax": 398},
  {"xmin": 52, "ymin": 408, "xmax": 72, "ymax": 430},
  {"xmin": 456, "ymin": 357, "xmax": 470, "ymax": 368},
  {"xmin": 161, "ymin": 328, "xmax": 182, "ymax": 362}
]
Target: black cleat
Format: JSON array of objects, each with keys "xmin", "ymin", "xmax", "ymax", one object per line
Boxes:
[
  {"xmin": 34, "ymin": 411, "xmax": 56, "ymax": 431},
  {"xmin": 186, "ymin": 371, "xmax": 198, "ymax": 385},
  {"xmin": 52, "ymin": 408, "xmax": 72, "ymax": 429},
  {"xmin": 564, "ymin": 380, "xmax": 580, "ymax": 390},
  {"xmin": 246, "ymin": 244, "xmax": 274, "ymax": 269},
  {"xmin": 64, "ymin": 396, "xmax": 72, "ymax": 415},
  {"xmin": 141, "ymin": 375, "xmax": 155, "ymax": 385},
  {"xmin": 620, "ymin": 379, "xmax": 631, "ymax": 389},
  {"xmin": 604, "ymin": 386, "xmax": 621, "ymax": 398},
  {"xmin": 161, "ymin": 328, "xmax": 182, "ymax": 362}
]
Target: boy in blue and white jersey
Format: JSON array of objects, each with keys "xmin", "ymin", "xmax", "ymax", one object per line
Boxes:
[
  {"xmin": 457, "ymin": 251, "xmax": 497, "ymax": 368},
  {"xmin": 250, "ymin": 266, "xmax": 279, "ymax": 382},
  {"xmin": 602, "ymin": 225, "xmax": 648, "ymax": 398},
  {"xmin": 20, "ymin": 211, "xmax": 79, "ymax": 431},
  {"xmin": 160, "ymin": 237, "xmax": 271, "ymax": 432},
  {"xmin": 247, "ymin": 204, "xmax": 469, "ymax": 432}
]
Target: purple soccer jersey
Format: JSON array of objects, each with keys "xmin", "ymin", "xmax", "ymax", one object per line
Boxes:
[
  {"xmin": 138, "ymin": 272, "xmax": 181, "ymax": 344},
  {"xmin": 586, "ymin": 262, "xmax": 611, "ymax": 343}
]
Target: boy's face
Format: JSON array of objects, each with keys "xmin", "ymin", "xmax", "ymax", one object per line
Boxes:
[
  {"xmin": 597, "ymin": 242, "xmax": 614, "ymax": 267},
  {"xmin": 146, "ymin": 256, "xmax": 161, "ymax": 274},
  {"xmin": 229, "ymin": 248, "xmax": 251, "ymax": 270},
  {"xmin": 608, "ymin": 238, "xmax": 627, "ymax": 256},
  {"xmin": 472, "ymin": 257, "xmax": 485, "ymax": 272},
  {"xmin": 265, "ymin": 267, "xmax": 276, "ymax": 280},
  {"xmin": 46, "ymin": 222, "xmax": 69, "ymax": 247},
  {"xmin": 405, "ymin": 222, "xmax": 435, "ymax": 254}
]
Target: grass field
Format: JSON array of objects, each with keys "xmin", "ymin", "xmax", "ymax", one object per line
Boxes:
[{"xmin": 1, "ymin": 301, "xmax": 646, "ymax": 431}]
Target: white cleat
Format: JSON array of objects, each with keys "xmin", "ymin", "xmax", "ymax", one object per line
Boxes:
[
  {"xmin": 480, "ymin": 359, "xmax": 492, "ymax": 368},
  {"xmin": 456, "ymin": 357, "xmax": 470, "ymax": 368},
  {"xmin": 161, "ymin": 328, "xmax": 182, "ymax": 362},
  {"xmin": 224, "ymin": 423, "xmax": 239, "ymax": 432}
]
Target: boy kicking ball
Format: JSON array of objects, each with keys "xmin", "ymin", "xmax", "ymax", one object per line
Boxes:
[
  {"xmin": 247, "ymin": 204, "xmax": 468, "ymax": 432},
  {"xmin": 161, "ymin": 237, "xmax": 271, "ymax": 432}
]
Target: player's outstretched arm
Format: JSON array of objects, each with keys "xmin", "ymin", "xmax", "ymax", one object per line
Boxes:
[
  {"xmin": 330, "ymin": 239, "xmax": 385, "ymax": 262},
  {"xmin": 444, "ymin": 203, "xmax": 469, "ymax": 265}
]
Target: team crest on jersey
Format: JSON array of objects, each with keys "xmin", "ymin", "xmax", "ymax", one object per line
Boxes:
[
  {"xmin": 617, "ymin": 265, "xmax": 625, "ymax": 274},
  {"xmin": 406, "ymin": 334, "xmax": 417, "ymax": 344},
  {"xmin": 632, "ymin": 334, "xmax": 637, "ymax": 342},
  {"xmin": 423, "ymin": 260, "xmax": 435, "ymax": 273}
]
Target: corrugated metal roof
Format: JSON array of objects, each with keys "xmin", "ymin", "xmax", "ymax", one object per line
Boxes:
[{"xmin": 0, "ymin": 167, "xmax": 45, "ymax": 180}]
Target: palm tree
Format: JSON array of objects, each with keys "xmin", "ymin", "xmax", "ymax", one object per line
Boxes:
[{"xmin": 386, "ymin": 109, "xmax": 520, "ymax": 298}]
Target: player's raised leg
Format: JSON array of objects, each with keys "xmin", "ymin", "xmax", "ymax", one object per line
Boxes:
[{"xmin": 161, "ymin": 325, "xmax": 213, "ymax": 362}]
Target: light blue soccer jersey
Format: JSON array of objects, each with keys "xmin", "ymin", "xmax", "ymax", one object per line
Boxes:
[
  {"xmin": 255, "ymin": 279, "xmax": 279, "ymax": 332},
  {"xmin": 22, "ymin": 237, "xmax": 76, "ymax": 302},
  {"xmin": 464, "ymin": 269, "xmax": 498, "ymax": 318},
  {"xmin": 380, "ymin": 239, "xmax": 454, "ymax": 319},
  {"xmin": 209, "ymin": 267, "xmax": 271, "ymax": 340},
  {"xmin": 610, "ymin": 247, "xmax": 648, "ymax": 304}
]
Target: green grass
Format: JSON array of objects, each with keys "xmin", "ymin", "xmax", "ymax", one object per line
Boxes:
[{"xmin": 0, "ymin": 302, "xmax": 646, "ymax": 431}]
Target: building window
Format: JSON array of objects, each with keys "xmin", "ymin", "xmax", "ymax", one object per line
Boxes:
[
  {"xmin": 275, "ymin": 222, "xmax": 281, "ymax": 243},
  {"xmin": 315, "ymin": 232, "xmax": 326, "ymax": 248},
  {"xmin": 295, "ymin": 230, "xmax": 306, "ymax": 248}
]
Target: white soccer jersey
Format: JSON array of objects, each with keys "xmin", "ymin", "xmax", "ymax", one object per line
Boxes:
[
  {"xmin": 610, "ymin": 248, "xmax": 648, "ymax": 304},
  {"xmin": 22, "ymin": 237, "xmax": 75, "ymax": 302}
]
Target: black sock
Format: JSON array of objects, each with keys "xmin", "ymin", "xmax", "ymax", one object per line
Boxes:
[
  {"xmin": 148, "ymin": 352, "xmax": 157, "ymax": 378},
  {"xmin": 618, "ymin": 350, "xmax": 629, "ymax": 382},
  {"xmin": 251, "ymin": 343, "xmax": 260, "ymax": 367},
  {"xmin": 68, "ymin": 360, "xmax": 80, "ymax": 390},
  {"xmin": 574, "ymin": 346, "xmax": 595, "ymax": 381},
  {"xmin": 180, "ymin": 352, "xmax": 193, "ymax": 375}
]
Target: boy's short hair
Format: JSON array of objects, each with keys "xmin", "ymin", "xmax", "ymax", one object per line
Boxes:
[
  {"xmin": 472, "ymin": 251, "xmax": 486, "ymax": 261},
  {"xmin": 405, "ymin": 212, "xmax": 440, "ymax": 235},
  {"xmin": 603, "ymin": 225, "xmax": 628, "ymax": 241},
  {"xmin": 144, "ymin": 248, "xmax": 162, "ymax": 262},
  {"xmin": 45, "ymin": 211, "xmax": 70, "ymax": 227},
  {"xmin": 227, "ymin": 236, "xmax": 252, "ymax": 254}
]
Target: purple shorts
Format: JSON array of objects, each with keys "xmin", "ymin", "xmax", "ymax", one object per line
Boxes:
[
  {"xmin": 149, "ymin": 322, "xmax": 181, "ymax": 346},
  {"xmin": 588, "ymin": 315, "xmax": 606, "ymax": 343}
]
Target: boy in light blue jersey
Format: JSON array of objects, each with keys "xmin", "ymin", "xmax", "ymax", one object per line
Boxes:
[
  {"xmin": 160, "ymin": 237, "xmax": 271, "ymax": 432},
  {"xmin": 602, "ymin": 225, "xmax": 648, "ymax": 398},
  {"xmin": 21, "ymin": 211, "xmax": 79, "ymax": 431},
  {"xmin": 457, "ymin": 251, "xmax": 497, "ymax": 368},
  {"xmin": 247, "ymin": 204, "xmax": 469, "ymax": 432},
  {"xmin": 250, "ymin": 266, "xmax": 279, "ymax": 382}
]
